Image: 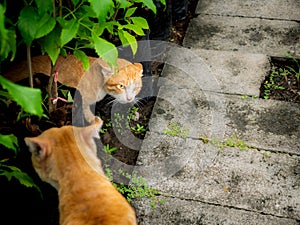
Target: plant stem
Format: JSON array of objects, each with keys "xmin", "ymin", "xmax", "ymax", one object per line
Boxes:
[
  {"xmin": 26, "ymin": 45, "xmax": 33, "ymax": 88},
  {"xmin": 48, "ymin": 0, "xmax": 58, "ymax": 114},
  {"xmin": 48, "ymin": 63, "xmax": 58, "ymax": 113},
  {"xmin": 59, "ymin": 0, "xmax": 62, "ymax": 17}
]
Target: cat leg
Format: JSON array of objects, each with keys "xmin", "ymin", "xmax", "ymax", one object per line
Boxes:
[{"xmin": 82, "ymin": 103, "xmax": 97, "ymax": 124}]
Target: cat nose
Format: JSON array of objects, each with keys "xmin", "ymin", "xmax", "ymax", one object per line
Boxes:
[{"xmin": 127, "ymin": 97, "xmax": 133, "ymax": 101}]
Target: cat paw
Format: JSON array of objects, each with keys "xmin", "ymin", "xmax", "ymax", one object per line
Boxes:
[{"xmin": 93, "ymin": 116, "xmax": 103, "ymax": 127}]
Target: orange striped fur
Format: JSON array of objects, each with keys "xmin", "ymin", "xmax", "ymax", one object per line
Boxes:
[{"xmin": 25, "ymin": 118, "xmax": 138, "ymax": 225}]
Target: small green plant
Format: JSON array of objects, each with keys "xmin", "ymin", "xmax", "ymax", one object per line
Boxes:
[
  {"xmin": 99, "ymin": 120, "xmax": 113, "ymax": 134},
  {"xmin": 131, "ymin": 123, "xmax": 146, "ymax": 134},
  {"xmin": 241, "ymin": 95, "xmax": 257, "ymax": 100},
  {"xmin": 222, "ymin": 135, "xmax": 249, "ymax": 151},
  {"xmin": 114, "ymin": 169, "xmax": 162, "ymax": 208},
  {"xmin": 260, "ymin": 150, "xmax": 271, "ymax": 158},
  {"xmin": 100, "ymin": 127, "xmax": 107, "ymax": 134},
  {"xmin": 128, "ymin": 106, "xmax": 139, "ymax": 120},
  {"xmin": 113, "ymin": 112, "xmax": 125, "ymax": 128},
  {"xmin": 202, "ymin": 134, "xmax": 252, "ymax": 152},
  {"xmin": 103, "ymin": 142, "xmax": 163, "ymax": 208},
  {"xmin": 263, "ymin": 69, "xmax": 286, "ymax": 99},
  {"xmin": 164, "ymin": 122, "xmax": 189, "ymax": 138},
  {"xmin": 103, "ymin": 143, "xmax": 118, "ymax": 154},
  {"xmin": 262, "ymin": 53, "xmax": 300, "ymax": 100}
]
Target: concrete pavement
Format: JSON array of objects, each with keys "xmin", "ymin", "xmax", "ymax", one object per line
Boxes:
[{"xmin": 133, "ymin": 1, "xmax": 300, "ymax": 224}]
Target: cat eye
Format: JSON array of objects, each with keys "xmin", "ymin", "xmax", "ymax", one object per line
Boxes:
[{"xmin": 118, "ymin": 84, "xmax": 125, "ymax": 89}]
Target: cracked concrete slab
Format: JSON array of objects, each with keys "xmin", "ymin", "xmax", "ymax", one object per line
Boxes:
[
  {"xmin": 184, "ymin": 15, "xmax": 300, "ymax": 57},
  {"xmin": 134, "ymin": 133, "xmax": 300, "ymax": 221},
  {"xmin": 196, "ymin": 0, "xmax": 300, "ymax": 21},
  {"xmin": 133, "ymin": 196, "xmax": 299, "ymax": 225}
]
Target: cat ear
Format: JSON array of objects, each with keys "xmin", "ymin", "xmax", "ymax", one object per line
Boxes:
[
  {"xmin": 81, "ymin": 116, "xmax": 103, "ymax": 140},
  {"xmin": 133, "ymin": 63, "xmax": 143, "ymax": 77},
  {"xmin": 101, "ymin": 66, "xmax": 114, "ymax": 80},
  {"xmin": 133, "ymin": 62, "xmax": 143, "ymax": 70},
  {"xmin": 24, "ymin": 137, "xmax": 49, "ymax": 160}
]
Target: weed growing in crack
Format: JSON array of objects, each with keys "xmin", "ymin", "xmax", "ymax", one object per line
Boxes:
[
  {"xmin": 102, "ymin": 141, "xmax": 163, "ymax": 208},
  {"xmin": 164, "ymin": 122, "xmax": 190, "ymax": 138},
  {"xmin": 199, "ymin": 134, "xmax": 252, "ymax": 152},
  {"xmin": 260, "ymin": 150, "xmax": 271, "ymax": 158}
]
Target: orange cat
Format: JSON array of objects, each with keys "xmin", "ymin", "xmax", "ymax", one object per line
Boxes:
[
  {"xmin": 4, "ymin": 55, "xmax": 143, "ymax": 123},
  {"xmin": 25, "ymin": 117, "xmax": 137, "ymax": 225},
  {"xmin": 77, "ymin": 58, "xmax": 143, "ymax": 123}
]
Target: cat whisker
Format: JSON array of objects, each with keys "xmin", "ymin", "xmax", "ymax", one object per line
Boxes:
[
  {"xmin": 107, "ymin": 98, "xmax": 118, "ymax": 106},
  {"xmin": 134, "ymin": 98, "xmax": 145, "ymax": 108}
]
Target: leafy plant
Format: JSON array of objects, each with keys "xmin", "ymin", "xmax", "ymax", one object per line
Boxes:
[
  {"xmin": 116, "ymin": 169, "xmax": 162, "ymax": 208},
  {"xmin": 263, "ymin": 68, "xmax": 286, "ymax": 99},
  {"xmin": 0, "ymin": 76, "xmax": 43, "ymax": 117},
  {"xmin": 103, "ymin": 139, "xmax": 163, "ymax": 208},
  {"xmin": 130, "ymin": 123, "xmax": 146, "ymax": 134},
  {"xmin": 0, "ymin": 75, "xmax": 43, "ymax": 194},
  {"xmin": 104, "ymin": 166, "xmax": 162, "ymax": 208},
  {"xmin": 103, "ymin": 143, "xmax": 118, "ymax": 154},
  {"xmin": 262, "ymin": 54, "xmax": 300, "ymax": 101},
  {"xmin": 1, "ymin": 0, "xmax": 162, "ymax": 113}
]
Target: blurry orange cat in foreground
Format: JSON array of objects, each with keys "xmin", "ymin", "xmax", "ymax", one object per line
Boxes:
[{"xmin": 25, "ymin": 117, "xmax": 137, "ymax": 225}]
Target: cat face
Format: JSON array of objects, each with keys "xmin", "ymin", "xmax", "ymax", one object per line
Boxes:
[{"xmin": 104, "ymin": 63, "xmax": 143, "ymax": 104}]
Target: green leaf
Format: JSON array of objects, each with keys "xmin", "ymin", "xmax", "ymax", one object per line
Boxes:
[
  {"xmin": 135, "ymin": 0, "xmax": 157, "ymax": 14},
  {"xmin": 41, "ymin": 25, "xmax": 61, "ymax": 65},
  {"xmin": 125, "ymin": 7, "xmax": 137, "ymax": 18},
  {"xmin": 160, "ymin": 0, "xmax": 166, "ymax": 6},
  {"xmin": 72, "ymin": 0, "xmax": 81, "ymax": 7},
  {"xmin": 89, "ymin": 0, "xmax": 114, "ymax": 22},
  {"xmin": 104, "ymin": 21, "xmax": 120, "ymax": 34},
  {"xmin": 0, "ymin": 4, "xmax": 16, "ymax": 62},
  {"xmin": 92, "ymin": 23, "xmax": 105, "ymax": 37},
  {"xmin": 34, "ymin": 0, "xmax": 53, "ymax": 15},
  {"xmin": 123, "ymin": 24, "xmax": 145, "ymax": 36},
  {"xmin": 0, "ymin": 29, "xmax": 16, "ymax": 62},
  {"xmin": 75, "ymin": 5, "xmax": 97, "ymax": 19},
  {"xmin": 0, "ymin": 76, "xmax": 43, "ymax": 117},
  {"xmin": 60, "ymin": 47, "xmax": 67, "ymax": 58},
  {"xmin": 35, "ymin": 14, "xmax": 56, "ymax": 39},
  {"xmin": 118, "ymin": 30, "xmax": 137, "ymax": 55},
  {"xmin": 118, "ymin": 0, "xmax": 132, "ymax": 9},
  {"xmin": 18, "ymin": 6, "xmax": 39, "ymax": 45},
  {"xmin": 18, "ymin": 6, "xmax": 55, "ymax": 45},
  {"xmin": 0, "ymin": 134, "xmax": 18, "ymax": 153},
  {"xmin": 0, "ymin": 165, "xmax": 42, "ymax": 195},
  {"xmin": 92, "ymin": 35, "xmax": 117, "ymax": 67},
  {"xmin": 131, "ymin": 17, "xmax": 149, "ymax": 29},
  {"xmin": 59, "ymin": 18, "xmax": 79, "ymax": 46},
  {"xmin": 74, "ymin": 49, "xmax": 90, "ymax": 70}
]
